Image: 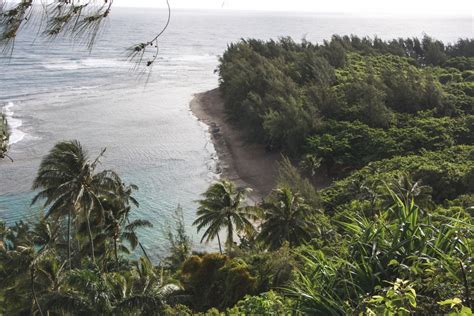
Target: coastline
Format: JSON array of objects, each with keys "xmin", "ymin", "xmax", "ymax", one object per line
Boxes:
[{"xmin": 190, "ymin": 88, "xmax": 280, "ymax": 202}]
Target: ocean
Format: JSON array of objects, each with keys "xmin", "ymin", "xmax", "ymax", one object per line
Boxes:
[{"xmin": 0, "ymin": 8, "xmax": 472, "ymax": 260}]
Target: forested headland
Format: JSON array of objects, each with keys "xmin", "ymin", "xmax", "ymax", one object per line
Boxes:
[
  {"xmin": 219, "ymin": 35, "xmax": 473, "ymax": 168},
  {"xmin": 1, "ymin": 35, "xmax": 473, "ymax": 315}
]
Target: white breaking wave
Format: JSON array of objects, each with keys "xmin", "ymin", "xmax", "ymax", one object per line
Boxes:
[
  {"xmin": 42, "ymin": 58, "xmax": 128, "ymax": 71},
  {"xmin": 2, "ymin": 102, "xmax": 26, "ymax": 145}
]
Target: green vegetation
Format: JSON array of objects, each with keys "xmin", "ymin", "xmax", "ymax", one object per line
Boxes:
[
  {"xmin": 0, "ymin": 113, "xmax": 8, "ymax": 159},
  {"xmin": 193, "ymin": 181, "xmax": 256, "ymax": 253},
  {"xmin": 1, "ymin": 36, "xmax": 473, "ymax": 315},
  {"xmin": 0, "ymin": 1, "xmax": 171, "ymax": 71},
  {"xmin": 218, "ymin": 35, "xmax": 474, "ymax": 173},
  {"xmin": 322, "ymin": 145, "xmax": 474, "ymax": 213},
  {"xmin": 258, "ymin": 187, "xmax": 313, "ymax": 250}
]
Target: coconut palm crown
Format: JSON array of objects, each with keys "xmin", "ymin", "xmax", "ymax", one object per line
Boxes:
[
  {"xmin": 32, "ymin": 140, "xmax": 118, "ymax": 265},
  {"xmin": 258, "ymin": 187, "xmax": 312, "ymax": 250},
  {"xmin": 193, "ymin": 180, "xmax": 256, "ymax": 253}
]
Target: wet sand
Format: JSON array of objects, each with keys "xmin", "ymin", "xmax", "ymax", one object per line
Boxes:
[{"xmin": 190, "ymin": 88, "xmax": 280, "ymax": 202}]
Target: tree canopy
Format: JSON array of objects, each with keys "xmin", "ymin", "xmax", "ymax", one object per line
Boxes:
[{"xmin": 1, "ymin": 35, "xmax": 473, "ymax": 315}]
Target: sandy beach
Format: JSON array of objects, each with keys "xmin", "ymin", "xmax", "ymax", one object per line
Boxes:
[{"xmin": 190, "ymin": 88, "xmax": 280, "ymax": 202}]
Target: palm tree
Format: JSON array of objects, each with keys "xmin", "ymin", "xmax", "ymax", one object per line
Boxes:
[
  {"xmin": 0, "ymin": 221, "xmax": 36, "ymax": 314},
  {"xmin": 258, "ymin": 187, "xmax": 312, "ymax": 250},
  {"xmin": 193, "ymin": 180, "xmax": 256, "ymax": 253},
  {"xmin": 101, "ymin": 182, "xmax": 153, "ymax": 266},
  {"xmin": 32, "ymin": 140, "xmax": 116, "ymax": 266},
  {"xmin": 40, "ymin": 257, "xmax": 172, "ymax": 315}
]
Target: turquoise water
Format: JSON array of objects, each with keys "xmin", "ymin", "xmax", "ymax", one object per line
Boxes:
[{"xmin": 0, "ymin": 8, "xmax": 472, "ymax": 260}]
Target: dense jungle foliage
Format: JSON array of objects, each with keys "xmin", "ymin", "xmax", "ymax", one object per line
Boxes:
[
  {"xmin": 218, "ymin": 35, "xmax": 474, "ymax": 173},
  {"xmin": 1, "ymin": 36, "xmax": 473, "ymax": 315}
]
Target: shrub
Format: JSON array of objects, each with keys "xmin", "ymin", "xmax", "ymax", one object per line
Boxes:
[{"xmin": 180, "ymin": 254, "xmax": 256, "ymax": 311}]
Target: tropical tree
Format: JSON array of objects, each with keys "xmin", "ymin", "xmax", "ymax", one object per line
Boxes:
[
  {"xmin": 101, "ymin": 182, "xmax": 153, "ymax": 267},
  {"xmin": 39, "ymin": 257, "xmax": 172, "ymax": 315},
  {"xmin": 258, "ymin": 187, "xmax": 312, "ymax": 250},
  {"xmin": 193, "ymin": 180, "xmax": 256, "ymax": 253},
  {"xmin": 0, "ymin": 221, "xmax": 35, "ymax": 314},
  {"xmin": 164, "ymin": 205, "xmax": 192, "ymax": 270},
  {"xmin": 0, "ymin": 219, "xmax": 61, "ymax": 315},
  {"xmin": 0, "ymin": 217, "xmax": 171, "ymax": 315},
  {"xmin": 32, "ymin": 140, "xmax": 118, "ymax": 266}
]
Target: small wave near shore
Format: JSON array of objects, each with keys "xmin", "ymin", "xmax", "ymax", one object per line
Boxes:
[
  {"xmin": 190, "ymin": 88, "xmax": 280, "ymax": 202},
  {"xmin": 2, "ymin": 102, "xmax": 26, "ymax": 145}
]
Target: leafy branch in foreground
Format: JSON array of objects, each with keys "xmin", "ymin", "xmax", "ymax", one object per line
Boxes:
[
  {"xmin": 0, "ymin": 0, "xmax": 113, "ymax": 52},
  {"xmin": 0, "ymin": 0, "xmax": 171, "ymax": 72},
  {"xmin": 127, "ymin": 0, "xmax": 171, "ymax": 75}
]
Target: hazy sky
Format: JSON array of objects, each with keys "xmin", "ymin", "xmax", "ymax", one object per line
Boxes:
[{"xmin": 114, "ymin": 0, "xmax": 474, "ymax": 16}]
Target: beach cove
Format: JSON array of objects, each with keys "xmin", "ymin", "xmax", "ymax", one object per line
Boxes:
[{"xmin": 1, "ymin": 8, "xmax": 472, "ymax": 260}]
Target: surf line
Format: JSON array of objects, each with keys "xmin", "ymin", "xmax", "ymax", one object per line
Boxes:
[{"xmin": 2, "ymin": 102, "xmax": 26, "ymax": 145}]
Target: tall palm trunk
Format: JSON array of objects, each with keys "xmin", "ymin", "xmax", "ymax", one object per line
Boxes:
[
  {"xmin": 126, "ymin": 218, "xmax": 151, "ymax": 262},
  {"xmin": 86, "ymin": 210, "xmax": 96, "ymax": 263},
  {"xmin": 226, "ymin": 215, "xmax": 233, "ymax": 251},
  {"xmin": 138, "ymin": 240, "xmax": 151, "ymax": 262},
  {"xmin": 216, "ymin": 233, "xmax": 223, "ymax": 254},
  {"xmin": 67, "ymin": 208, "xmax": 72, "ymax": 270}
]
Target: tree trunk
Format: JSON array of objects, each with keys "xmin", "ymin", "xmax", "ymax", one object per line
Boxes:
[
  {"xmin": 126, "ymin": 218, "xmax": 152, "ymax": 262},
  {"xmin": 138, "ymin": 241, "xmax": 151, "ymax": 262},
  {"xmin": 226, "ymin": 216, "xmax": 233, "ymax": 252},
  {"xmin": 67, "ymin": 208, "xmax": 71, "ymax": 270},
  {"xmin": 216, "ymin": 233, "xmax": 222, "ymax": 254},
  {"xmin": 86, "ymin": 210, "xmax": 96, "ymax": 264}
]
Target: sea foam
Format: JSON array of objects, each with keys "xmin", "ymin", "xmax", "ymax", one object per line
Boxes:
[
  {"xmin": 2, "ymin": 102, "xmax": 26, "ymax": 145},
  {"xmin": 42, "ymin": 58, "xmax": 128, "ymax": 71}
]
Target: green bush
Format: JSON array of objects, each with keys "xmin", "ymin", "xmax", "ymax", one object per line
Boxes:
[
  {"xmin": 181, "ymin": 254, "xmax": 256, "ymax": 311},
  {"xmin": 321, "ymin": 146, "xmax": 474, "ymax": 212},
  {"xmin": 288, "ymin": 191, "xmax": 472, "ymax": 314},
  {"xmin": 218, "ymin": 36, "xmax": 473, "ymax": 160},
  {"xmin": 227, "ymin": 291, "xmax": 295, "ymax": 315}
]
